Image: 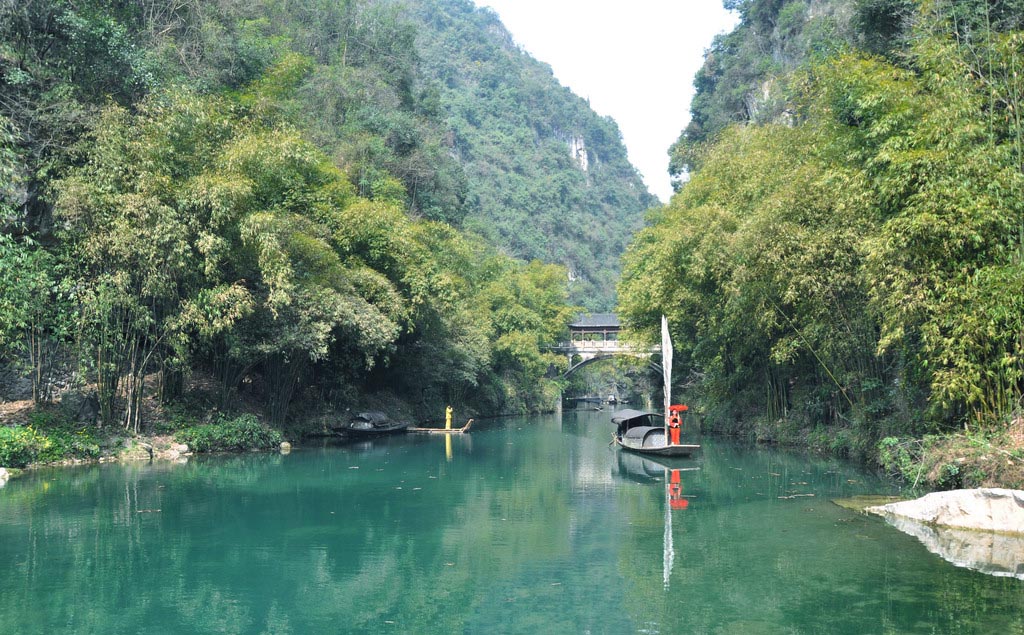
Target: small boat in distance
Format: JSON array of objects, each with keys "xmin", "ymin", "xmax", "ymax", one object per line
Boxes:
[{"xmin": 611, "ymin": 409, "xmax": 699, "ymax": 457}]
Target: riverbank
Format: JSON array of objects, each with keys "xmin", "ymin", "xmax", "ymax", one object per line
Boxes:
[
  {"xmin": 0, "ymin": 380, "xmax": 531, "ymax": 476},
  {"xmin": 0, "ymin": 408, "xmax": 283, "ymax": 478},
  {"xmin": 876, "ymin": 424, "xmax": 1024, "ymax": 491},
  {"xmin": 698, "ymin": 411, "xmax": 1024, "ymax": 492},
  {"xmin": 9, "ymin": 390, "xmax": 1020, "ymax": 493}
]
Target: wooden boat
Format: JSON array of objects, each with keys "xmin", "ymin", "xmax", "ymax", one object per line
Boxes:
[
  {"xmin": 340, "ymin": 411, "xmax": 410, "ymax": 436},
  {"xmin": 408, "ymin": 419, "xmax": 474, "ymax": 434},
  {"xmin": 611, "ymin": 409, "xmax": 699, "ymax": 457},
  {"xmin": 610, "ymin": 315, "xmax": 700, "ymax": 458}
]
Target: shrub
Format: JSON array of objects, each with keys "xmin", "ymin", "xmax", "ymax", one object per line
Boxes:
[
  {"xmin": 0, "ymin": 426, "xmax": 52, "ymax": 468},
  {"xmin": 0, "ymin": 424, "xmax": 101, "ymax": 467},
  {"xmin": 175, "ymin": 414, "xmax": 282, "ymax": 453},
  {"xmin": 877, "ymin": 436, "xmax": 922, "ymax": 482}
]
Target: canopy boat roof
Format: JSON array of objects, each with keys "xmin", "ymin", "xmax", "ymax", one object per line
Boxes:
[{"xmin": 610, "ymin": 409, "xmax": 661, "ymax": 425}]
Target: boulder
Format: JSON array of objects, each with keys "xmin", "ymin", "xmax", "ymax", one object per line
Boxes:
[
  {"xmin": 59, "ymin": 391, "xmax": 99, "ymax": 426},
  {"xmin": 867, "ymin": 489, "xmax": 1024, "ymax": 580},
  {"xmin": 280, "ymin": 441, "xmax": 292, "ymax": 454},
  {"xmin": 0, "ymin": 467, "xmax": 8, "ymax": 482},
  {"xmin": 867, "ymin": 488, "xmax": 1024, "ymax": 534}
]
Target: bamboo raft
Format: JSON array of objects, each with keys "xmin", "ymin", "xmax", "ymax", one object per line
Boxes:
[{"xmin": 408, "ymin": 419, "xmax": 474, "ymax": 434}]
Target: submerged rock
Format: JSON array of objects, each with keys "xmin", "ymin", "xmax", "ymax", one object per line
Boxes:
[
  {"xmin": 867, "ymin": 488, "xmax": 1024, "ymax": 534},
  {"xmin": 831, "ymin": 495, "xmax": 904, "ymax": 512}
]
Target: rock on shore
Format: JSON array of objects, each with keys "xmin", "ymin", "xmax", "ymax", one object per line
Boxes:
[{"xmin": 867, "ymin": 488, "xmax": 1024, "ymax": 534}]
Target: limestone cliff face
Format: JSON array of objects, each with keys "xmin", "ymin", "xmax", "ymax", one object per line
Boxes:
[
  {"xmin": 404, "ymin": 0, "xmax": 656, "ymax": 310},
  {"xmin": 568, "ymin": 135, "xmax": 589, "ymax": 172}
]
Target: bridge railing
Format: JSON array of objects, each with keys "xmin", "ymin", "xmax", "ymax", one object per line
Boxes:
[{"xmin": 548, "ymin": 341, "xmax": 660, "ymax": 353}]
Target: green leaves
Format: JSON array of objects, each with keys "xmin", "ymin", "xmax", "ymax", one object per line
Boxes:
[
  {"xmin": 3, "ymin": 0, "xmax": 580, "ymax": 426},
  {"xmin": 42, "ymin": 69, "xmax": 573, "ymax": 425},
  {"xmin": 623, "ymin": 11, "xmax": 1024, "ymax": 435}
]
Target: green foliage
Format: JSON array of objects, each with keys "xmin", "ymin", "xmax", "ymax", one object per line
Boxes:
[
  {"xmin": 0, "ymin": 0, "xmax": 156, "ymax": 231},
  {"xmin": 2, "ymin": 0, "xmax": 583, "ymax": 431},
  {"xmin": 0, "ymin": 427, "xmax": 49, "ymax": 468},
  {"xmin": 404, "ymin": 0, "xmax": 656, "ymax": 309},
  {"xmin": 673, "ymin": 0, "xmax": 890, "ymax": 179},
  {"xmin": 877, "ymin": 436, "xmax": 923, "ymax": 482},
  {"xmin": 174, "ymin": 414, "xmax": 283, "ymax": 453},
  {"xmin": 0, "ymin": 235, "xmax": 46, "ymax": 355},
  {"xmin": 0, "ymin": 234, "xmax": 75, "ymax": 402},
  {"xmin": 0, "ymin": 418, "xmax": 100, "ymax": 468},
  {"xmin": 0, "ymin": 115, "xmax": 18, "ymax": 223},
  {"xmin": 623, "ymin": 4, "xmax": 1024, "ymax": 459}
]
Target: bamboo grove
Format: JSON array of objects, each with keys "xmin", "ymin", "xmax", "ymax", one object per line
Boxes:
[
  {"xmin": 0, "ymin": 1, "xmax": 577, "ymax": 434},
  {"xmin": 619, "ymin": 1, "xmax": 1024, "ymax": 456}
]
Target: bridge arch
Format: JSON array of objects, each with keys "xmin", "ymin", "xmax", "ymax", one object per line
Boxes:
[{"xmin": 561, "ymin": 353, "xmax": 662, "ymax": 379}]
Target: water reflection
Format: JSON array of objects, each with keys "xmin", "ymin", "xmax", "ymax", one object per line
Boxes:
[
  {"xmin": 0, "ymin": 412, "xmax": 1022, "ymax": 635},
  {"xmin": 879, "ymin": 515, "xmax": 1024, "ymax": 580}
]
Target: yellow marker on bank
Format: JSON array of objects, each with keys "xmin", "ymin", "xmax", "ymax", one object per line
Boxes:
[{"xmin": 445, "ymin": 405, "xmax": 453, "ymax": 430}]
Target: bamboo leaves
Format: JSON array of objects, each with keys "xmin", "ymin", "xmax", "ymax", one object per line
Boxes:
[{"xmin": 621, "ymin": 13, "xmax": 1024, "ymax": 435}]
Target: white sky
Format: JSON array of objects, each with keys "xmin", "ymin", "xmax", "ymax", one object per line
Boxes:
[{"xmin": 478, "ymin": 1, "xmax": 739, "ymax": 203}]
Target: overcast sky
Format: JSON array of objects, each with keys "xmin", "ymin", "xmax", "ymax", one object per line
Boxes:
[{"xmin": 478, "ymin": 1, "xmax": 739, "ymax": 203}]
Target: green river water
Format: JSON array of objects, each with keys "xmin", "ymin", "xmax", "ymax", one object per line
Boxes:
[{"xmin": 1, "ymin": 410, "xmax": 1022, "ymax": 634}]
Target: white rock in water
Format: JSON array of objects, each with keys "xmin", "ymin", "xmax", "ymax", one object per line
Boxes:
[
  {"xmin": 280, "ymin": 441, "xmax": 292, "ymax": 454},
  {"xmin": 868, "ymin": 488, "xmax": 1024, "ymax": 534},
  {"xmin": 0, "ymin": 467, "xmax": 8, "ymax": 485}
]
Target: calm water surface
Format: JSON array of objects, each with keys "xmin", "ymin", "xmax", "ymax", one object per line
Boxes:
[{"xmin": 1, "ymin": 410, "xmax": 1022, "ymax": 634}]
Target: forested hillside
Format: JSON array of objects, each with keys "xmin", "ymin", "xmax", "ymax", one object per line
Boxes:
[
  {"xmin": 670, "ymin": 0, "xmax": 913, "ymax": 178},
  {"xmin": 621, "ymin": 0, "xmax": 1024, "ymax": 488},
  {"xmin": 400, "ymin": 0, "xmax": 657, "ymax": 310},
  {"xmin": 0, "ymin": 0, "xmax": 595, "ymax": 458}
]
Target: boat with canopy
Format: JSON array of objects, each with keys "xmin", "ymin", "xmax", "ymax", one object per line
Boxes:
[{"xmin": 610, "ymin": 316, "xmax": 700, "ymax": 458}]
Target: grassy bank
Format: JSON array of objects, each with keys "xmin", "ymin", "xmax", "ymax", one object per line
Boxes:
[
  {"xmin": 695, "ymin": 410, "xmax": 1024, "ymax": 491},
  {"xmin": 876, "ymin": 421, "xmax": 1024, "ymax": 490},
  {"xmin": 0, "ymin": 380, "xmax": 519, "ymax": 472},
  {"xmin": 0, "ymin": 405, "xmax": 284, "ymax": 471}
]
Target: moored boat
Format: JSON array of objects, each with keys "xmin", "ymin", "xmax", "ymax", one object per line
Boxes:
[
  {"xmin": 340, "ymin": 411, "xmax": 410, "ymax": 436},
  {"xmin": 610, "ymin": 409, "xmax": 700, "ymax": 457},
  {"xmin": 610, "ymin": 315, "xmax": 700, "ymax": 458}
]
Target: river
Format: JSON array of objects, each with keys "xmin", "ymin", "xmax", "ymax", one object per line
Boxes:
[{"xmin": 1, "ymin": 410, "xmax": 1022, "ymax": 634}]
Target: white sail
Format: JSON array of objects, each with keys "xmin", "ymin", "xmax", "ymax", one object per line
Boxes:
[{"xmin": 661, "ymin": 315, "xmax": 673, "ymax": 425}]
